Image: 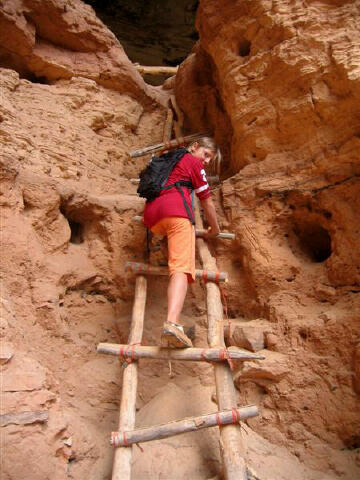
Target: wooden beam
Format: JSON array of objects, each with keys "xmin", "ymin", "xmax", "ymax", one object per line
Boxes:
[
  {"xmin": 132, "ymin": 216, "xmax": 234, "ymax": 239},
  {"xmin": 168, "ymin": 97, "xmax": 248, "ymax": 478},
  {"xmin": 129, "ymin": 132, "xmax": 208, "ymax": 158},
  {"xmin": 162, "ymin": 108, "xmax": 173, "ymax": 145},
  {"xmin": 170, "ymin": 94, "xmax": 184, "ymax": 137},
  {"xmin": 130, "ymin": 175, "xmax": 220, "ymax": 185},
  {"xmin": 125, "ymin": 262, "xmax": 228, "ymax": 283},
  {"xmin": 111, "ymin": 276, "xmax": 147, "ymax": 480},
  {"xmin": 194, "ymin": 196, "xmax": 248, "ymax": 480},
  {"xmin": 196, "ymin": 230, "xmax": 234, "ymax": 240},
  {"xmin": 111, "ymin": 405, "xmax": 259, "ymax": 447},
  {"xmin": 97, "ymin": 343, "xmax": 265, "ymax": 361},
  {"xmin": 136, "ymin": 65, "xmax": 178, "ymax": 76}
]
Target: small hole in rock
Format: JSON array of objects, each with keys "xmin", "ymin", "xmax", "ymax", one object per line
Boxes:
[
  {"xmin": 239, "ymin": 39, "xmax": 251, "ymax": 57},
  {"xmin": 299, "ymin": 330, "xmax": 308, "ymax": 340},
  {"xmin": 23, "ymin": 197, "xmax": 32, "ymax": 211}
]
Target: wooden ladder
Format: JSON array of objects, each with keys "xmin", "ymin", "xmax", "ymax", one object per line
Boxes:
[{"xmin": 97, "ymin": 111, "xmax": 261, "ymax": 480}]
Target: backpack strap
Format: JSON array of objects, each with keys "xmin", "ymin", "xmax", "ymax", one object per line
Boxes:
[
  {"xmin": 174, "ymin": 182, "xmax": 195, "ymax": 225},
  {"xmin": 162, "ymin": 181, "xmax": 195, "ymax": 225}
]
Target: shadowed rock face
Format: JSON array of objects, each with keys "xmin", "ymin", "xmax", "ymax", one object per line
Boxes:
[
  {"xmin": 84, "ymin": 0, "xmax": 199, "ymax": 84},
  {"xmin": 84, "ymin": 0, "xmax": 198, "ymax": 66}
]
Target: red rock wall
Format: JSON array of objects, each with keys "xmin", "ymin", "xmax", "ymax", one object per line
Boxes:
[
  {"xmin": 0, "ymin": 2, "xmax": 171, "ymax": 478},
  {"xmin": 176, "ymin": 0, "xmax": 360, "ymax": 477},
  {"xmin": 0, "ymin": 0, "xmax": 164, "ymax": 103}
]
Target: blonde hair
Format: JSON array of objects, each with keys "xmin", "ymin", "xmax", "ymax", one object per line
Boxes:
[{"xmin": 188, "ymin": 136, "xmax": 222, "ymax": 175}]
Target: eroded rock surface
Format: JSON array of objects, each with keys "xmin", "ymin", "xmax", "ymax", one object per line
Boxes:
[
  {"xmin": 0, "ymin": 55, "xmax": 169, "ymax": 478},
  {"xmin": 0, "ymin": 0, "xmax": 164, "ymax": 103},
  {"xmin": 176, "ymin": 0, "xmax": 360, "ymax": 478}
]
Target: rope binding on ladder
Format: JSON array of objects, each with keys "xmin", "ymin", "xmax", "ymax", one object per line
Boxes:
[{"xmin": 119, "ymin": 343, "xmax": 141, "ymax": 367}]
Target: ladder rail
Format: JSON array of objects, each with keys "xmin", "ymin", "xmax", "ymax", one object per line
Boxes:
[
  {"xmin": 107, "ymin": 106, "xmax": 257, "ymax": 479},
  {"xmin": 111, "ymin": 275, "xmax": 147, "ymax": 480},
  {"xmin": 194, "ymin": 196, "xmax": 248, "ymax": 480}
]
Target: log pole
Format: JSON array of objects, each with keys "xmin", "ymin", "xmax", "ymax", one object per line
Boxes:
[
  {"xmin": 169, "ymin": 97, "xmax": 249, "ymax": 479},
  {"xmin": 111, "ymin": 276, "xmax": 147, "ymax": 480},
  {"xmin": 125, "ymin": 262, "xmax": 228, "ymax": 283},
  {"xmin": 136, "ymin": 65, "xmax": 178, "ymax": 76},
  {"xmin": 162, "ymin": 108, "xmax": 173, "ymax": 145},
  {"xmin": 194, "ymin": 196, "xmax": 248, "ymax": 480},
  {"xmin": 196, "ymin": 230, "xmax": 235, "ymax": 240},
  {"xmin": 129, "ymin": 132, "xmax": 208, "ymax": 158},
  {"xmin": 130, "ymin": 175, "xmax": 220, "ymax": 185},
  {"xmin": 97, "ymin": 343, "xmax": 265, "ymax": 361},
  {"xmin": 132, "ymin": 216, "xmax": 235, "ymax": 240},
  {"xmin": 111, "ymin": 405, "xmax": 258, "ymax": 447}
]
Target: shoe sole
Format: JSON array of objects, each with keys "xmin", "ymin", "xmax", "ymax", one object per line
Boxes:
[{"xmin": 161, "ymin": 326, "xmax": 193, "ymax": 348}]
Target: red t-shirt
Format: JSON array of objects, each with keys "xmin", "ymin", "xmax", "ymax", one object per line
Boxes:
[{"xmin": 143, "ymin": 152, "xmax": 211, "ymax": 228}]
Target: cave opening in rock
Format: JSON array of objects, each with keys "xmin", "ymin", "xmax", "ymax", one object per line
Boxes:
[
  {"xmin": 60, "ymin": 206, "xmax": 85, "ymax": 245},
  {"xmin": 68, "ymin": 219, "xmax": 84, "ymax": 245},
  {"xmin": 293, "ymin": 222, "xmax": 332, "ymax": 263},
  {"xmin": 24, "ymin": 73, "xmax": 50, "ymax": 85},
  {"xmin": 84, "ymin": 0, "xmax": 199, "ymax": 85}
]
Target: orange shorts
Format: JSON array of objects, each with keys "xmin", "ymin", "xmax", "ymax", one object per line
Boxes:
[{"xmin": 151, "ymin": 217, "xmax": 195, "ymax": 283}]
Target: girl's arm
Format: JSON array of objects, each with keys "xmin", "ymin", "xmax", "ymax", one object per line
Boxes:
[{"xmin": 200, "ymin": 197, "xmax": 220, "ymax": 237}]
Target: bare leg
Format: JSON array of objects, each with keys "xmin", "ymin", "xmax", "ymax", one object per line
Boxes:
[
  {"xmin": 167, "ymin": 272, "xmax": 188, "ymax": 324},
  {"xmin": 162, "ymin": 271, "xmax": 192, "ymax": 347}
]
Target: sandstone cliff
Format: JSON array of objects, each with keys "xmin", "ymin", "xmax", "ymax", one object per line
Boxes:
[{"xmin": 175, "ymin": 0, "xmax": 360, "ymax": 477}]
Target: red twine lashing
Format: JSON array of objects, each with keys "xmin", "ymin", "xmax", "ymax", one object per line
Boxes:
[
  {"xmin": 216, "ymin": 412, "xmax": 222, "ymax": 427},
  {"xmin": 119, "ymin": 343, "xmax": 140, "ymax": 365},
  {"xmin": 232, "ymin": 408, "xmax": 241, "ymax": 424},
  {"xmin": 122, "ymin": 432, "xmax": 129, "ymax": 447},
  {"xmin": 219, "ymin": 348, "xmax": 234, "ymax": 371}
]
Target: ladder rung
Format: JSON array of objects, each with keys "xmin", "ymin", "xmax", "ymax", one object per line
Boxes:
[
  {"xmin": 128, "ymin": 133, "xmax": 208, "ymax": 158},
  {"xmin": 97, "ymin": 343, "xmax": 265, "ymax": 361},
  {"xmin": 130, "ymin": 175, "xmax": 220, "ymax": 185},
  {"xmin": 135, "ymin": 65, "xmax": 178, "ymax": 76},
  {"xmin": 111, "ymin": 405, "xmax": 259, "ymax": 447},
  {"xmin": 125, "ymin": 262, "xmax": 228, "ymax": 283},
  {"xmin": 132, "ymin": 217, "xmax": 235, "ymax": 239}
]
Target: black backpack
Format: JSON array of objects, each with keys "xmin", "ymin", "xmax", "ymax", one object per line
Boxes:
[{"xmin": 137, "ymin": 148, "xmax": 195, "ymax": 224}]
